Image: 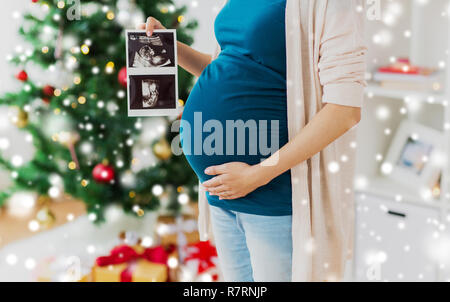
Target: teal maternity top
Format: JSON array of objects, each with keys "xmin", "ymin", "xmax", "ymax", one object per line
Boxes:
[{"xmin": 181, "ymin": 0, "xmax": 291, "ymax": 216}]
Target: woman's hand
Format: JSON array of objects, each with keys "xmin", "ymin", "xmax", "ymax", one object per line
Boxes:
[
  {"xmin": 137, "ymin": 16, "xmax": 212, "ymax": 77},
  {"xmin": 202, "ymin": 162, "xmax": 272, "ymax": 200},
  {"xmin": 137, "ymin": 17, "xmax": 166, "ymax": 36}
]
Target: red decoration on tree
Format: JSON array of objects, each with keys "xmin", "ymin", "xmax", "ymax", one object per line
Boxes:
[
  {"xmin": 16, "ymin": 70, "xmax": 28, "ymax": 82},
  {"xmin": 32, "ymin": 0, "xmax": 39, "ymax": 3},
  {"xmin": 42, "ymin": 85, "xmax": 55, "ymax": 97},
  {"xmin": 92, "ymin": 163, "xmax": 115, "ymax": 183},
  {"xmin": 118, "ymin": 67, "xmax": 127, "ymax": 88}
]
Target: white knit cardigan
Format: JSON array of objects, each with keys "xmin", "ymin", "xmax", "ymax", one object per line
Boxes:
[{"xmin": 197, "ymin": 0, "xmax": 367, "ymax": 282}]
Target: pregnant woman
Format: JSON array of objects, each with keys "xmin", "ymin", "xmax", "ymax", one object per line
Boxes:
[{"xmin": 140, "ymin": 0, "xmax": 366, "ymax": 282}]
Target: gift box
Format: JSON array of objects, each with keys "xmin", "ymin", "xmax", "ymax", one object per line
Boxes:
[
  {"xmin": 35, "ymin": 256, "xmax": 92, "ymax": 282},
  {"xmin": 178, "ymin": 241, "xmax": 221, "ymax": 282},
  {"xmin": 156, "ymin": 215, "xmax": 199, "ymax": 246},
  {"xmin": 92, "ymin": 244, "xmax": 173, "ymax": 282},
  {"xmin": 92, "ymin": 260, "xmax": 167, "ymax": 282}
]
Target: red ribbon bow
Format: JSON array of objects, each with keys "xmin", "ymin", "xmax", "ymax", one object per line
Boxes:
[
  {"xmin": 96, "ymin": 245, "xmax": 171, "ymax": 282},
  {"xmin": 184, "ymin": 241, "xmax": 218, "ymax": 275}
]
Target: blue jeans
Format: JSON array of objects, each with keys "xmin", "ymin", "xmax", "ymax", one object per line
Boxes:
[{"xmin": 209, "ymin": 205, "xmax": 293, "ymax": 282}]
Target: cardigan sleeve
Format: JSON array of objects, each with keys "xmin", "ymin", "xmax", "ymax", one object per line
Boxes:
[{"xmin": 318, "ymin": 0, "xmax": 367, "ymax": 108}]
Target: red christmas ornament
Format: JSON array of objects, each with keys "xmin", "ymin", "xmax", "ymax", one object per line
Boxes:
[
  {"xmin": 42, "ymin": 98, "xmax": 50, "ymax": 104},
  {"xmin": 118, "ymin": 67, "xmax": 127, "ymax": 88},
  {"xmin": 92, "ymin": 163, "xmax": 115, "ymax": 183},
  {"xmin": 16, "ymin": 70, "xmax": 28, "ymax": 82},
  {"xmin": 32, "ymin": 0, "xmax": 39, "ymax": 3},
  {"xmin": 42, "ymin": 85, "xmax": 55, "ymax": 97}
]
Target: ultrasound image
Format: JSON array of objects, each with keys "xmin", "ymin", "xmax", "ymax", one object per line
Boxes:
[{"xmin": 128, "ymin": 33, "xmax": 175, "ymax": 68}]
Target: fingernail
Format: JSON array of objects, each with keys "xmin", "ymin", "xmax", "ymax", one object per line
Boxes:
[
  {"xmin": 204, "ymin": 168, "xmax": 210, "ymax": 174},
  {"xmin": 147, "ymin": 31, "xmax": 151, "ymax": 36}
]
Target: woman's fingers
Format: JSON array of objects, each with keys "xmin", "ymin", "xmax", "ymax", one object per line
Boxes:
[
  {"xmin": 137, "ymin": 23, "xmax": 146, "ymax": 29},
  {"xmin": 204, "ymin": 164, "xmax": 228, "ymax": 176},
  {"xmin": 202, "ymin": 176, "xmax": 224, "ymax": 188},
  {"xmin": 145, "ymin": 17, "xmax": 163, "ymax": 36},
  {"xmin": 218, "ymin": 191, "xmax": 243, "ymax": 199},
  {"xmin": 219, "ymin": 194, "xmax": 239, "ymax": 200},
  {"xmin": 217, "ymin": 192, "xmax": 230, "ymax": 200},
  {"xmin": 207, "ymin": 185, "xmax": 229, "ymax": 195}
]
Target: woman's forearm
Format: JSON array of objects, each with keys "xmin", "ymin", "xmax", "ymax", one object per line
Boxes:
[
  {"xmin": 256, "ymin": 104, "xmax": 361, "ymax": 184},
  {"xmin": 177, "ymin": 41, "xmax": 212, "ymax": 77},
  {"xmin": 139, "ymin": 18, "xmax": 211, "ymax": 77},
  {"xmin": 202, "ymin": 104, "xmax": 362, "ymax": 200}
]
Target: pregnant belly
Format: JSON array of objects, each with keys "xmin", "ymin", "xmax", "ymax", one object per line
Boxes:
[{"xmin": 180, "ymin": 58, "xmax": 288, "ymax": 183}]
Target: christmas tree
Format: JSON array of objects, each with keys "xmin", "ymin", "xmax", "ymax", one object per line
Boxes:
[{"xmin": 0, "ymin": 0, "xmax": 198, "ymax": 222}]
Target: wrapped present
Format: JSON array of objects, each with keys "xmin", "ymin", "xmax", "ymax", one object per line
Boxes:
[
  {"xmin": 178, "ymin": 241, "xmax": 221, "ymax": 282},
  {"xmin": 156, "ymin": 215, "xmax": 199, "ymax": 247},
  {"xmin": 92, "ymin": 244, "xmax": 174, "ymax": 282},
  {"xmin": 35, "ymin": 256, "xmax": 92, "ymax": 282}
]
